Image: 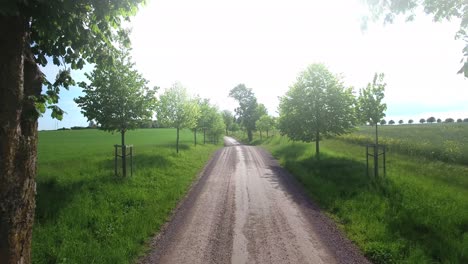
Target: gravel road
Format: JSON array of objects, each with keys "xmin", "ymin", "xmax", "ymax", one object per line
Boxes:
[{"xmin": 140, "ymin": 137, "xmax": 370, "ymax": 264}]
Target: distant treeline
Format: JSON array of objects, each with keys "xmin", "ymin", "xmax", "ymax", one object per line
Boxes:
[{"xmin": 379, "ymin": 117, "xmax": 468, "ymax": 125}]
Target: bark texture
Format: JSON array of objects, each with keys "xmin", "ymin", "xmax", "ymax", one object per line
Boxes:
[{"xmin": 0, "ymin": 16, "xmax": 42, "ymax": 264}]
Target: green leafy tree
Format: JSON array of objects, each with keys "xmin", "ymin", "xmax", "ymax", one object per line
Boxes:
[
  {"xmin": 457, "ymin": 118, "xmax": 463, "ymax": 123},
  {"xmin": 437, "ymin": 118, "xmax": 442, "ymax": 123},
  {"xmin": 364, "ymin": 0, "xmax": 468, "ymax": 77},
  {"xmin": 357, "ymin": 73, "xmax": 387, "ymax": 148},
  {"xmin": 0, "ymin": 1, "xmax": 144, "ymax": 261},
  {"xmin": 398, "ymin": 120, "xmax": 404, "ymax": 124},
  {"xmin": 389, "ymin": 120, "xmax": 395, "ymax": 125},
  {"xmin": 256, "ymin": 103, "xmax": 268, "ymax": 119},
  {"xmin": 427, "ymin": 116, "xmax": 436, "ymax": 123},
  {"xmin": 229, "ymin": 84, "xmax": 259, "ymax": 142},
  {"xmin": 206, "ymin": 111, "xmax": 226, "ymax": 144},
  {"xmin": 380, "ymin": 119, "xmax": 387, "ymax": 125},
  {"xmin": 196, "ymin": 99, "xmax": 224, "ymax": 144},
  {"xmin": 278, "ymin": 64, "xmax": 356, "ymax": 159},
  {"xmin": 256, "ymin": 115, "xmax": 275, "ymax": 139},
  {"xmin": 221, "ymin": 110, "xmax": 234, "ymax": 135},
  {"xmin": 157, "ymin": 83, "xmax": 200, "ymax": 153},
  {"xmin": 202, "ymin": 99, "xmax": 219, "ymax": 144},
  {"xmin": 420, "ymin": 118, "xmax": 426, "ymax": 124},
  {"xmin": 445, "ymin": 118, "xmax": 455, "ymax": 123},
  {"xmin": 408, "ymin": 119, "xmax": 414, "ymax": 124},
  {"xmin": 75, "ymin": 48, "xmax": 156, "ymax": 177}
]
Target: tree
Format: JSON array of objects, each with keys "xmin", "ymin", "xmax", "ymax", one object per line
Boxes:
[
  {"xmin": 278, "ymin": 64, "xmax": 356, "ymax": 159},
  {"xmin": 380, "ymin": 119, "xmax": 387, "ymax": 125},
  {"xmin": 457, "ymin": 118, "xmax": 463, "ymax": 123},
  {"xmin": 206, "ymin": 111, "xmax": 225, "ymax": 144},
  {"xmin": 389, "ymin": 120, "xmax": 395, "ymax": 125},
  {"xmin": 357, "ymin": 72, "xmax": 387, "ymax": 175},
  {"xmin": 437, "ymin": 118, "xmax": 442, "ymax": 123},
  {"xmin": 256, "ymin": 103, "xmax": 268, "ymax": 119},
  {"xmin": 365, "ymin": 0, "xmax": 468, "ymax": 77},
  {"xmin": 420, "ymin": 118, "xmax": 426, "ymax": 124},
  {"xmin": 427, "ymin": 116, "xmax": 436, "ymax": 123},
  {"xmin": 464, "ymin": 118, "xmax": 468, "ymax": 122},
  {"xmin": 157, "ymin": 83, "xmax": 200, "ymax": 153},
  {"xmin": 398, "ymin": 120, "xmax": 404, "ymax": 124},
  {"xmin": 0, "ymin": 1, "xmax": 144, "ymax": 262},
  {"xmin": 221, "ymin": 110, "xmax": 234, "ymax": 135},
  {"xmin": 229, "ymin": 84, "xmax": 259, "ymax": 142},
  {"xmin": 408, "ymin": 119, "xmax": 414, "ymax": 124},
  {"xmin": 75, "ymin": 48, "xmax": 156, "ymax": 177},
  {"xmin": 193, "ymin": 98, "xmax": 210, "ymax": 145},
  {"xmin": 445, "ymin": 118, "xmax": 455, "ymax": 123},
  {"xmin": 256, "ymin": 115, "xmax": 275, "ymax": 139}
]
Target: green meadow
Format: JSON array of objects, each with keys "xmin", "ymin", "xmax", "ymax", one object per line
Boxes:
[
  {"xmin": 33, "ymin": 128, "xmax": 220, "ymax": 263},
  {"xmin": 340, "ymin": 123, "xmax": 468, "ymax": 165},
  {"xmin": 248, "ymin": 124, "xmax": 468, "ymax": 264}
]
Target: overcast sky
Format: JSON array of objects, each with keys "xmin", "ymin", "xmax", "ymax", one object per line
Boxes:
[{"xmin": 39, "ymin": 0, "xmax": 467, "ymax": 130}]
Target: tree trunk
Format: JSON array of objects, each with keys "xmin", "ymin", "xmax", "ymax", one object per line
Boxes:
[
  {"xmin": 266, "ymin": 129, "xmax": 269, "ymax": 138},
  {"xmin": 176, "ymin": 127, "xmax": 180, "ymax": 153},
  {"xmin": 247, "ymin": 129, "xmax": 253, "ymax": 142},
  {"xmin": 315, "ymin": 130, "xmax": 320, "ymax": 160},
  {"xmin": 225, "ymin": 128, "xmax": 228, "ymax": 136},
  {"xmin": 374, "ymin": 123, "xmax": 379, "ymax": 178},
  {"xmin": 260, "ymin": 131, "xmax": 262, "ymax": 140},
  {"xmin": 203, "ymin": 128, "xmax": 206, "ymax": 144},
  {"xmin": 121, "ymin": 130, "xmax": 126, "ymax": 177},
  {"xmin": 0, "ymin": 16, "xmax": 42, "ymax": 264},
  {"xmin": 194, "ymin": 129, "xmax": 197, "ymax": 146}
]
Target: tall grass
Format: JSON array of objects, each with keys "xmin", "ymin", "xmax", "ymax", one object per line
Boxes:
[
  {"xmin": 339, "ymin": 123, "xmax": 468, "ymax": 165},
  {"xmin": 33, "ymin": 128, "xmax": 220, "ymax": 263},
  {"xmin": 255, "ymin": 135, "xmax": 468, "ymax": 264}
]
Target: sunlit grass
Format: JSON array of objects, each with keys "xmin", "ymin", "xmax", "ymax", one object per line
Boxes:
[
  {"xmin": 254, "ymin": 134, "xmax": 468, "ymax": 264},
  {"xmin": 33, "ymin": 128, "xmax": 220, "ymax": 263},
  {"xmin": 340, "ymin": 123, "xmax": 468, "ymax": 165}
]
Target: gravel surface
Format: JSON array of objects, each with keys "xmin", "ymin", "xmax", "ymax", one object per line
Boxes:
[{"xmin": 139, "ymin": 137, "xmax": 371, "ymax": 264}]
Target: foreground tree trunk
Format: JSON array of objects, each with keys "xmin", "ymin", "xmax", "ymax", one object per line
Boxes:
[{"xmin": 0, "ymin": 16, "xmax": 42, "ymax": 264}]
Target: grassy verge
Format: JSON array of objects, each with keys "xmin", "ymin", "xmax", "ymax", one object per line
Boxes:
[
  {"xmin": 33, "ymin": 128, "xmax": 221, "ymax": 263},
  {"xmin": 253, "ymin": 135, "xmax": 468, "ymax": 264}
]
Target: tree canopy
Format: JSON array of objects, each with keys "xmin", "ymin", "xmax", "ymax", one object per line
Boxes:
[
  {"xmin": 157, "ymin": 83, "xmax": 200, "ymax": 153},
  {"xmin": 278, "ymin": 63, "xmax": 356, "ymax": 159},
  {"xmin": 229, "ymin": 84, "xmax": 259, "ymax": 141},
  {"xmin": 75, "ymin": 48, "xmax": 157, "ymax": 139},
  {"xmin": 357, "ymin": 73, "xmax": 387, "ymax": 126},
  {"xmin": 1, "ymin": 0, "xmax": 147, "ymax": 119},
  {"xmin": 256, "ymin": 115, "xmax": 275, "ymax": 139}
]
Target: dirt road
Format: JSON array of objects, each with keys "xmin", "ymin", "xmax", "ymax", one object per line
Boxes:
[{"xmin": 140, "ymin": 137, "xmax": 370, "ymax": 264}]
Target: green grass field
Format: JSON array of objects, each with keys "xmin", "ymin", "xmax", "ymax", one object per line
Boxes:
[
  {"xmin": 249, "ymin": 128, "xmax": 468, "ymax": 264},
  {"xmin": 33, "ymin": 128, "xmax": 220, "ymax": 263},
  {"xmin": 339, "ymin": 123, "xmax": 468, "ymax": 165}
]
